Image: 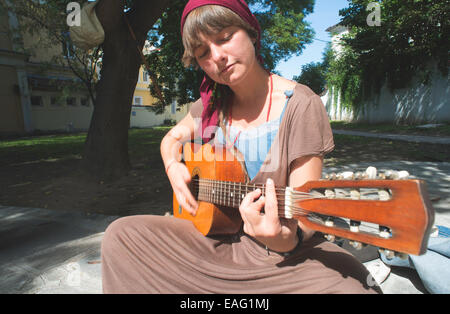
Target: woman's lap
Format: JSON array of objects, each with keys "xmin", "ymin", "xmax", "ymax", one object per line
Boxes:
[{"xmin": 101, "ymin": 215, "xmax": 380, "ymax": 294}]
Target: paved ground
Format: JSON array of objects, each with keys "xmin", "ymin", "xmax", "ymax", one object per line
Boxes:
[
  {"xmin": 1, "ymin": 159, "xmax": 448, "ymax": 294},
  {"xmin": 1, "ymin": 130, "xmax": 449, "ymax": 294},
  {"xmin": 333, "ymin": 129, "xmax": 450, "ymax": 145}
]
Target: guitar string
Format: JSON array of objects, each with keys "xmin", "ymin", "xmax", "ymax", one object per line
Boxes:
[
  {"xmin": 194, "ymin": 182, "xmax": 316, "ymax": 216},
  {"xmin": 190, "ymin": 179, "xmax": 385, "ymax": 233},
  {"xmin": 192, "ymin": 193, "xmax": 383, "ymax": 234},
  {"xmin": 191, "ymin": 178, "xmax": 386, "ymax": 198},
  {"xmin": 191, "ymin": 179, "xmax": 325, "ymax": 198},
  {"xmin": 191, "ymin": 181, "xmax": 383, "ymax": 204}
]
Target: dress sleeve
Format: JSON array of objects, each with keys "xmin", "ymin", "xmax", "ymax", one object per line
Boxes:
[{"xmin": 287, "ymin": 94, "xmax": 335, "ymax": 167}]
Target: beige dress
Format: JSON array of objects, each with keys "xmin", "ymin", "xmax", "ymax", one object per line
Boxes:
[{"xmin": 101, "ymin": 84, "xmax": 380, "ymax": 294}]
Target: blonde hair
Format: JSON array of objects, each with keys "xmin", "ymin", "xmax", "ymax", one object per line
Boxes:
[{"xmin": 182, "ymin": 5, "xmax": 258, "ymax": 68}]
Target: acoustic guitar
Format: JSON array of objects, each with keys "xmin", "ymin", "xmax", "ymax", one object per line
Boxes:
[{"xmin": 173, "ymin": 143, "xmax": 435, "ymax": 257}]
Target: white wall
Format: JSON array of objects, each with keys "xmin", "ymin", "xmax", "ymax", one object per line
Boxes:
[
  {"xmin": 130, "ymin": 103, "xmax": 190, "ymax": 128},
  {"xmin": 31, "ymin": 97, "xmax": 191, "ymax": 132},
  {"xmin": 321, "ymin": 87, "xmax": 353, "ymax": 122},
  {"xmin": 355, "ymin": 66, "xmax": 450, "ymax": 124},
  {"xmin": 324, "ymin": 64, "xmax": 450, "ymax": 124}
]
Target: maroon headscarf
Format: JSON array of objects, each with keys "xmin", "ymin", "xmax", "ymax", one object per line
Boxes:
[{"xmin": 180, "ymin": 0, "xmax": 262, "ymax": 143}]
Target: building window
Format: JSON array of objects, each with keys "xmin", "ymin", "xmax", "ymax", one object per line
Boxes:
[
  {"xmin": 142, "ymin": 71, "xmax": 149, "ymax": 83},
  {"xmin": 133, "ymin": 96, "xmax": 143, "ymax": 106},
  {"xmin": 62, "ymin": 31, "xmax": 75, "ymax": 59},
  {"xmin": 67, "ymin": 97, "xmax": 77, "ymax": 106},
  {"xmin": 50, "ymin": 96, "xmax": 62, "ymax": 107},
  {"xmin": 30, "ymin": 96, "xmax": 43, "ymax": 107},
  {"xmin": 80, "ymin": 97, "xmax": 90, "ymax": 106}
]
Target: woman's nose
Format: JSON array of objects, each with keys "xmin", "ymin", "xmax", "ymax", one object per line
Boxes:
[{"xmin": 209, "ymin": 44, "xmax": 226, "ymax": 63}]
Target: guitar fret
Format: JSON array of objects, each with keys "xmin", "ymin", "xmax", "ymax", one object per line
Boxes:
[
  {"xmin": 227, "ymin": 181, "xmax": 230, "ymax": 207},
  {"xmin": 233, "ymin": 182, "xmax": 236, "ymax": 207},
  {"xmin": 213, "ymin": 180, "xmax": 215, "ymax": 205},
  {"xmin": 224, "ymin": 181, "xmax": 227, "ymax": 207}
]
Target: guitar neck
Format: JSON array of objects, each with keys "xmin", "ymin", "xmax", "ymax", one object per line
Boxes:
[
  {"xmin": 189, "ymin": 172, "xmax": 434, "ymax": 256},
  {"xmin": 195, "ymin": 178, "xmax": 283, "ymax": 209}
]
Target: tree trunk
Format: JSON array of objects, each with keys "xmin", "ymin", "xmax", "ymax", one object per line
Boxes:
[
  {"xmin": 81, "ymin": 25, "xmax": 139, "ymax": 180},
  {"xmin": 80, "ymin": 0, "xmax": 169, "ymax": 181}
]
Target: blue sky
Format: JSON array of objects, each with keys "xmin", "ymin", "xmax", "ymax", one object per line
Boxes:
[{"xmin": 275, "ymin": 0, "xmax": 349, "ymax": 80}]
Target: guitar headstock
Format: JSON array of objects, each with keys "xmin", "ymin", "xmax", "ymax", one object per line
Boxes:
[{"xmin": 294, "ymin": 168, "xmax": 435, "ymax": 257}]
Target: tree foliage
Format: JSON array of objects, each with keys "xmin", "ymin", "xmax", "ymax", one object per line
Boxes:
[
  {"xmin": 145, "ymin": 0, "xmax": 316, "ymax": 112},
  {"xmin": 326, "ymin": 0, "xmax": 449, "ymax": 112}
]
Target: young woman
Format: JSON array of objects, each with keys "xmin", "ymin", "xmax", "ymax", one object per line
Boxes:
[{"xmin": 101, "ymin": 0, "xmax": 380, "ymax": 294}]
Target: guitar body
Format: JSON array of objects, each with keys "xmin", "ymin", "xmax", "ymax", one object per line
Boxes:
[{"xmin": 173, "ymin": 143, "xmax": 247, "ymax": 236}]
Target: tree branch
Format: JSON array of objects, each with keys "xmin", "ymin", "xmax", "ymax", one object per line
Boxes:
[{"xmin": 127, "ymin": 0, "xmax": 171, "ymax": 38}]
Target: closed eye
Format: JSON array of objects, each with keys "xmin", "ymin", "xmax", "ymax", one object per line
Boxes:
[
  {"xmin": 219, "ymin": 31, "xmax": 235, "ymax": 43},
  {"xmin": 197, "ymin": 48, "xmax": 209, "ymax": 59}
]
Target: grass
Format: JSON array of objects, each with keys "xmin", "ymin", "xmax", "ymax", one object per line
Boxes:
[
  {"xmin": 1, "ymin": 126, "xmax": 449, "ymax": 169},
  {"xmin": 0, "ymin": 127, "xmax": 173, "ymax": 166},
  {"xmin": 0, "ymin": 133, "xmax": 86, "ymax": 165}
]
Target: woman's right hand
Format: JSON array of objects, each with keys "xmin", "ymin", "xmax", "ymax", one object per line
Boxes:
[{"xmin": 166, "ymin": 161, "xmax": 199, "ymax": 216}]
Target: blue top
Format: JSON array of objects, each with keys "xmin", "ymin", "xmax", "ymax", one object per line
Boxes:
[{"xmin": 215, "ymin": 90, "xmax": 293, "ymax": 180}]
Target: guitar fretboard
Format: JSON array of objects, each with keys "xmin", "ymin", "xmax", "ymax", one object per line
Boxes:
[{"xmin": 194, "ymin": 179, "xmax": 273, "ymax": 209}]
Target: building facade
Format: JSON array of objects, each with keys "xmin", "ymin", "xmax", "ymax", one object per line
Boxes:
[{"xmin": 0, "ymin": 5, "xmax": 187, "ymax": 136}]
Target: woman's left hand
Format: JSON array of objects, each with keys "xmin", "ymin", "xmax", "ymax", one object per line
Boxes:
[{"xmin": 239, "ymin": 178, "xmax": 299, "ymax": 253}]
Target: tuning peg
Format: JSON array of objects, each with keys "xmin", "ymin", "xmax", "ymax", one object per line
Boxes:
[
  {"xmin": 379, "ymin": 248, "xmax": 395, "ymax": 260},
  {"xmin": 350, "ymin": 189, "xmax": 360, "ymax": 200},
  {"xmin": 379, "ymin": 226, "xmax": 391, "ymax": 238},
  {"xmin": 324, "ymin": 217, "xmax": 335, "ymax": 227},
  {"xmin": 325, "ymin": 189, "xmax": 335, "ymax": 198},
  {"xmin": 340, "ymin": 171, "xmax": 354, "ymax": 180},
  {"xmin": 350, "ymin": 220, "xmax": 361, "ymax": 232},
  {"xmin": 378, "ymin": 189, "xmax": 390, "ymax": 201},
  {"xmin": 349, "ymin": 241, "xmax": 364, "ymax": 250},
  {"xmin": 397, "ymin": 170, "xmax": 410, "ymax": 180},
  {"xmin": 395, "ymin": 252, "xmax": 409, "ymax": 260},
  {"xmin": 382, "ymin": 170, "xmax": 410, "ymax": 180},
  {"xmin": 324, "ymin": 234, "xmax": 336, "ymax": 242},
  {"xmin": 383, "ymin": 170, "xmax": 394, "ymax": 179},
  {"xmin": 365, "ymin": 166, "xmax": 377, "ymax": 179}
]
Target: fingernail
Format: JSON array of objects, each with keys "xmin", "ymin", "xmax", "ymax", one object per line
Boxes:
[{"xmin": 267, "ymin": 178, "xmax": 273, "ymax": 185}]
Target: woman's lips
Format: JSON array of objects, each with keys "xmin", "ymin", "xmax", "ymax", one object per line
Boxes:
[{"xmin": 221, "ymin": 63, "xmax": 235, "ymax": 74}]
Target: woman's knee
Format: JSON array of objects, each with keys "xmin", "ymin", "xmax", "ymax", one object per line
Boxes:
[{"xmin": 102, "ymin": 216, "xmax": 147, "ymax": 255}]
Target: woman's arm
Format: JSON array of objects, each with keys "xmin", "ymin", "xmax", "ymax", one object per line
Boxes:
[
  {"xmin": 239, "ymin": 155, "xmax": 323, "ymax": 253},
  {"xmin": 160, "ymin": 100, "xmax": 203, "ymax": 215},
  {"xmin": 289, "ymin": 155, "xmax": 324, "ymax": 242}
]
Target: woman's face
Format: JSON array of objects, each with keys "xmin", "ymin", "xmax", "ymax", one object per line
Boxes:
[{"xmin": 194, "ymin": 26, "xmax": 257, "ymax": 87}]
